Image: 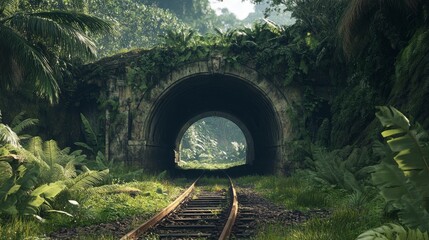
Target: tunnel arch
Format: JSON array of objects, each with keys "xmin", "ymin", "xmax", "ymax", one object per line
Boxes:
[
  {"xmin": 129, "ymin": 59, "xmax": 294, "ymax": 173},
  {"xmin": 174, "ymin": 111, "xmax": 255, "ymax": 165}
]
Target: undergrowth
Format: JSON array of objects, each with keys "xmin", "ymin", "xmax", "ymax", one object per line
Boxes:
[
  {"xmin": 236, "ymin": 174, "xmax": 390, "ymax": 240},
  {"xmin": 0, "ymin": 168, "xmax": 189, "ymax": 239}
]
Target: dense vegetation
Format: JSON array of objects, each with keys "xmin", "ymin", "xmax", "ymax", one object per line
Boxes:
[
  {"xmin": 1, "ymin": 0, "xmax": 429, "ymax": 239},
  {"xmin": 178, "ymin": 117, "xmax": 246, "ymax": 169}
]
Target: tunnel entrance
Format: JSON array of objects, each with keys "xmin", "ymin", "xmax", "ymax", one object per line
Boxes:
[
  {"xmin": 176, "ymin": 114, "xmax": 252, "ymax": 170},
  {"xmin": 123, "ymin": 59, "xmax": 298, "ymax": 173},
  {"xmin": 135, "ymin": 74, "xmax": 283, "ymax": 172}
]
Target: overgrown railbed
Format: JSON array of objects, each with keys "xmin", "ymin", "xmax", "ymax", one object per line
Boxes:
[
  {"xmin": 235, "ymin": 175, "xmax": 388, "ymax": 240},
  {"xmin": 0, "ymin": 169, "xmax": 189, "ymax": 240}
]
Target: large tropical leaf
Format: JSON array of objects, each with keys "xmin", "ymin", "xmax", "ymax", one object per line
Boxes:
[
  {"xmin": 375, "ymin": 106, "xmax": 429, "ymax": 194},
  {"xmin": 374, "ymin": 106, "xmax": 429, "ymax": 231},
  {"xmin": 27, "ymin": 181, "xmax": 66, "ymax": 214},
  {"xmin": 357, "ymin": 223, "xmax": 429, "ymax": 240}
]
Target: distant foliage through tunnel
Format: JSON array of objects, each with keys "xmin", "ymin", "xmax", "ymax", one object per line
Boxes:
[{"xmin": 178, "ymin": 117, "xmax": 246, "ymax": 169}]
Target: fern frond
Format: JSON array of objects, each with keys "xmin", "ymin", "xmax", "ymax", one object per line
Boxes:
[
  {"xmin": 79, "ymin": 113, "xmax": 98, "ymax": 149},
  {"xmin": 43, "ymin": 140, "xmax": 59, "ymax": 167},
  {"xmin": 10, "ymin": 111, "xmax": 24, "ymax": 128},
  {"xmin": 357, "ymin": 223, "xmax": 429, "ymax": 240},
  {"xmin": 12, "ymin": 118, "xmax": 38, "ymax": 135},
  {"xmin": 26, "ymin": 137, "xmax": 43, "ymax": 158},
  {"xmin": 68, "ymin": 169, "xmax": 109, "ymax": 191},
  {"xmin": 0, "ymin": 160, "xmax": 13, "ymax": 183},
  {"xmin": 74, "ymin": 142, "xmax": 94, "ymax": 153}
]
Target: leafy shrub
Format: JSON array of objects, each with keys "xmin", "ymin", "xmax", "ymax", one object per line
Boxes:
[
  {"xmin": 0, "ymin": 114, "xmax": 109, "ymax": 220},
  {"xmin": 357, "ymin": 224, "xmax": 429, "ymax": 240},
  {"xmin": 371, "ymin": 106, "xmax": 429, "ymax": 231}
]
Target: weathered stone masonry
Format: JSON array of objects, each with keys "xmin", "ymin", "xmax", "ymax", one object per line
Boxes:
[{"xmin": 88, "ymin": 55, "xmax": 303, "ymax": 174}]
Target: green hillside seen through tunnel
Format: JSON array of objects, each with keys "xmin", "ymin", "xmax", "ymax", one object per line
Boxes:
[{"xmin": 177, "ymin": 117, "xmax": 247, "ymax": 169}]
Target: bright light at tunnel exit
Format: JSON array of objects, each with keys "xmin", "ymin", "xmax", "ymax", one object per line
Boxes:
[{"xmin": 177, "ymin": 116, "xmax": 247, "ymax": 170}]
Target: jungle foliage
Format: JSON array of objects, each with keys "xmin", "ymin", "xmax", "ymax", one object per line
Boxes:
[
  {"xmin": 178, "ymin": 117, "xmax": 246, "ymax": 168},
  {"xmin": 0, "ymin": 0, "xmax": 112, "ymax": 103},
  {"xmin": 1, "ymin": 0, "xmax": 429, "ymax": 238},
  {"xmin": 0, "ymin": 113, "xmax": 109, "ymax": 220}
]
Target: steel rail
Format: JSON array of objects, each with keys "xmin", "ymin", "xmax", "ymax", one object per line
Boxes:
[
  {"xmin": 120, "ymin": 176, "xmax": 200, "ymax": 240},
  {"xmin": 218, "ymin": 175, "xmax": 238, "ymax": 240}
]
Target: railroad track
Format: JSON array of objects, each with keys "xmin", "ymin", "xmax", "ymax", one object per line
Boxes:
[{"xmin": 121, "ymin": 174, "xmax": 238, "ymax": 240}]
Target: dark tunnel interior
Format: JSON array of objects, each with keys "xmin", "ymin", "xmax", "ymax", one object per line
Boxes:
[{"xmin": 143, "ymin": 74, "xmax": 283, "ymax": 174}]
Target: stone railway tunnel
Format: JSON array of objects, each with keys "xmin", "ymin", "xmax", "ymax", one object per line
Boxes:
[{"xmin": 83, "ymin": 54, "xmax": 302, "ymax": 174}]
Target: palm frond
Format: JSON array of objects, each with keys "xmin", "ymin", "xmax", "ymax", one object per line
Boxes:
[
  {"xmin": 7, "ymin": 13, "xmax": 98, "ymax": 58},
  {"xmin": 0, "ymin": 123, "xmax": 20, "ymax": 147},
  {"xmin": 0, "ymin": 25, "xmax": 59, "ymax": 103},
  {"xmin": 32, "ymin": 11, "xmax": 113, "ymax": 34}
]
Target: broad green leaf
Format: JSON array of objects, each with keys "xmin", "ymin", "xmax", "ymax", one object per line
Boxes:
[
  {"xmin": 6, "ymin": 184, "xmax": 21, "ymax": 196},
  {"xmin": 28, "ymin": 195, "xmax": 45, "ymax": 208},
  {"xmin": 375, "ymin": 106, "xmax": 410, "ymax": 130},
  {"xmin": 31, "ymin": 182, "xmax": 66, "ymax": 200}
]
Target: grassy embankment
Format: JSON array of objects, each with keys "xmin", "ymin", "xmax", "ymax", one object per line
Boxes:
[
  {"xmin": 0, "ymin": 168, "xmax": 189, "ymax": 240},
  {"xmin": 235, "ymin": 174, "xmax": 392, "ymax": 240}
]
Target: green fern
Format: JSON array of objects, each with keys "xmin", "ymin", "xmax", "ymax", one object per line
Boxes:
[
  {"xmin": 67, "ymin": 169, "xmax": 109, "ymax": 191},
  {"xmin": 309, "ymin": 146, "xmax": 362, "ymax": 192},
  {"xmin": 43, "ymin": 140, "xmax": 59, "ymax": 168},
  {"xmin": 357, "ymin": 223, "xmax": 429, "ymax": 240},
  {"xmin": 79, "ymin": 113, "xmax": 98, "ymax": 151},
  {"xmin": 10, "ymin": 112, "xmax": 38, "ymax": 139}
]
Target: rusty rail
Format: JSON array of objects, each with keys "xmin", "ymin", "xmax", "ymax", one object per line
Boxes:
[
  {"xmin": 120, "ymin": 176, "xmax": 200, "ymax": 240},
  {"xmin": 218, "ymin": 176, "xmax": 238, "ymax": 240},
  {"xmin": 121, "ymin": 174, "xmax": 238, "ymax": 239}
]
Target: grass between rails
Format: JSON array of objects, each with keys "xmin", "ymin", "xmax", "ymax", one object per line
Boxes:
[
  {"xmin": 177, "ymin": 159, "xmax": 246, "ymax": 170},
  {"xmin": 1, "ymin": 171, "xmax": 392, "ymax": 240},
  {"xmin": 0, "ymin": 168, "xmax": 190, "ymax": 240},
  {"xmin": 235, "ymin": 174, "xmax": 392, "ymax": 240}
]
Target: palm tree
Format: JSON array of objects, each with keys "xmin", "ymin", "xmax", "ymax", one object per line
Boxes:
[
  {"xmin": 338, "ymin": 0, "xmax": 425, "ymax": 57},
  {"xmin": 0, "ymin": 0, "xmax": 112, "ymax": 103}
]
